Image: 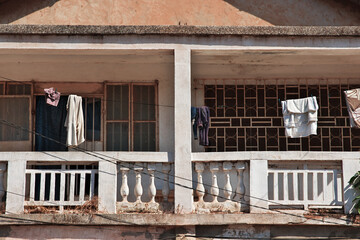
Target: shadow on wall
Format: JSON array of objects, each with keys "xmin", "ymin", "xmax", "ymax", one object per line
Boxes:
[
  {"xmin": 225, "ymin": 0, "xmax": 360, "ymax": 26},
  {"xmin": 0, "ymin": 0, "xmax": 59, "ymax": 24}
]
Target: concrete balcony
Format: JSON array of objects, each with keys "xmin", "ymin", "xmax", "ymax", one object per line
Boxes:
[
  {"xmin": 0, "ymin": 151, "xmax": 358, "ymax": 215},
  {"xmin": 192, "ymin": 151, "xmax": 359, "ymax": 214},
  {"xmin": 0, "ymin": 151, "xmax": 173, "ymax": 214}
]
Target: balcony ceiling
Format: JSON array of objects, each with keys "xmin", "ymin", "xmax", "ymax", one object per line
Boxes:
[
  {"xmin": 0, "ymin": 49, "xmax": 174, "ymax": 82},
  {"xmin": 0, "ymin": 49, "xmax": 359, "ymax": 81},
  {"xmin": 0, "ymin": 49, "xmax": 174, "ymax": 64},
  {"xmin": 192, "ymin": 49, "xmax": 360, "ymax": 79}
]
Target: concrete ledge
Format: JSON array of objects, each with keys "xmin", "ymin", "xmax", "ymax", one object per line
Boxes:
[
  {"xmin": 0, "ymin": 213, "xmax": 358, "ymax": 226},
  {"xmin": 1, "ymin": 25, "xmax": 360, "ymax": 37},
  {"xmin": 0, "ymin": 151, "xmax": 172, "ymax": 163},
  {"xmin": 192, "ymin": 151, "xmax": 360, "ymax": 161}
]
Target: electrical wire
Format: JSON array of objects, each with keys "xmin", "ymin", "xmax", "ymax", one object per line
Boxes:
[
  {"xmin": 0, "ymin": 75, "xmax": 358, "ymax": 228},
  {"xmin": 0, "ymin": 118, "xmax": 357, "ymax": 228},
  {"xmin": 0, "ymin": 75, "xmax": 175, "ymax": 108}
]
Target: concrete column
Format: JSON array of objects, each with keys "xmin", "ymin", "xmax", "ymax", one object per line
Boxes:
[
  {"xmin": 6, "ymin": 160, "xmax": 26, "ymax": 214},
  {"xmin": 249, "ymin": 159, "xmax": 269, "ymax": 213},
  {"xmin": 98, "ymin": 160, "xmax": 117, "ymax": 213},
  {"xmin": 174, "ymin": 48, "xmax": 193, "ymax": 213},
  {"xmin": 342, "ymin": 158, "xmax": 360, "ymax": 214}
]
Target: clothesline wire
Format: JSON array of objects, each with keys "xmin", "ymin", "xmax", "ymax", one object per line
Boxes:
[
  {"xmin": 0, "ymin": 75, "xmax": 175, "ymax": 108},
  {"xmin": 0, "ymin": 75, "xmax": 357, "ymax": 226},
  {"xmin": 0, "ymin": 118, "xmax": 357, "ymax": 228},
  {"xmin": 0, "ymin": 74, "xmax": 349, "ymax": 209},
  {"xmin": 0, "ymin": 75, "xmax": 216, "ymax": 193}
]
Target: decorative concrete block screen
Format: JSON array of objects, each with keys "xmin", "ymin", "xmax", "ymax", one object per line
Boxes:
[{"xmin": 203, "ymin": 80, "xmax": 360, "ymax": 151}]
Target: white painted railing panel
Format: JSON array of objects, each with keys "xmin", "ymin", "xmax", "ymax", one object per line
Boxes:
[
  {"xmin": 25, "ymin": 169, "xmax": 98, "ymax": 207},
  {"xmin": 268, "ymin": 167, "xmax": 343, "ymax": 208}
]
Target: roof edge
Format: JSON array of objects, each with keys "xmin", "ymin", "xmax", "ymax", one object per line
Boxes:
[{"xmin": 1, "ymin": 25, "xmax": 360, "ymax": 37}]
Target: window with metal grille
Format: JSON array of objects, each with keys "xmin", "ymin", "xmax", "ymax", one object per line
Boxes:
[
  {"xmin": 106, "ymin": 83, "xmax": 157, "ymax": 151},
  {"xmin": 202, "ymin": 80, "xmax": 360, "ymax": 152}
]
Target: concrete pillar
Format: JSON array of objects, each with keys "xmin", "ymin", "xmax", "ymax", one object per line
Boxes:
[
  {"xmin": 6, "ymin": 160, "xmax": 26, "ymax": 214},
  {"xmin": 249, "ymin": 159, "xmax": 269, "ymax": 213},
  {"xmin": 174, "ymin": 48, "xmax": 193, "ymax": 213},
  {"xmin": 98, "ymin": 160, "xmax": 117, "ymax": 213},
  {"xmin": 342, "ymin": 158, "xmax": 360, "ymax": 214}
]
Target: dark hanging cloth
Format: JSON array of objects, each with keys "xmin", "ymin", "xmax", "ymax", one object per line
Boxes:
[
  {"xmin": 197, "ymin": 106, "xmax": 210, "ymax": 146},
  {"xmin": 191, "ymin": 107, "xmax": 198, "ymax": 140},
  {"xmin": 35, "ymin": 96, "xmax": 68, "ymax": 151}
]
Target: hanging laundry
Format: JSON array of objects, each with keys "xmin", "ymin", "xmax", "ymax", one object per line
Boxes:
[
  {"xmin": 65, "ymin": 95, "xmax": 85, "ymax": 147},
  {"xmin": 344, "ymin": 88, "xmax": 360, "ymax": 128},
  {"xmin": 35, "ymin": 96, "xmax": 68, "ymax": 151},
  {"xmin": 44, "ymin": 87, "xmax": 61, "ymax": 107},
  {"xmin": 281, "ymin": 96, "xmax": 318, "ymax": 138},
  {"xmin": 191, "ymin": 107, "xmax": 199, "ymax": 139},
  {"xmin": 197, "ymin": 106, "xmax": 210, "ymax": 146}
]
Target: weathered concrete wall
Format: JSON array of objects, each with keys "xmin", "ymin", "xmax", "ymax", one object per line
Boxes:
[
  {"xmin": 1, "ymin": 224, "xmax": 360, "ymax": 239},
  {"xmin": 0, "ymin": 0, "xmax": 360, "ymax": 26}
]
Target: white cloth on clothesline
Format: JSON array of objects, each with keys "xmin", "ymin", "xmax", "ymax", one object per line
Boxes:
[
  {"xmin": 344, "ymin": 88, "xmax": 360, "ymax": 128},
  {"xmin": 65, "ymin": 95, "xmax": 85, "ymax": 147},
  {"xmin": 281, "ymin": 96, "xmax": 318, "ymax": 138}
]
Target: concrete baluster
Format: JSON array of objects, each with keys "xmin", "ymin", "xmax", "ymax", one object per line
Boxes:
[
  {"xmin": 162, "ymin": 163, "xmax": 171, "ymax": 202},
  {"xmin": 210, "ymin": 162, "xmax": 220, "ymax": 203},
  {"xmin": 235, "ymin": 162, "xmax": 246, "ymax": 201},
  {"xmin": 147, "ymin": 163, "xmax": 157, "ymax": 203},
  {"xmin": 195, "ymin": 162, "xmax": 205, "ymax": 202},
  {"xmin": 134, "ymin": 165, "xmax": 143, "ymax": 203},
  {"xmin": 223, "ymin": 162, "xmax": 233, "ymax": 201},
  {"xmin": 119, "ymin": 166, "xmax": 130, "ymax": 202}
]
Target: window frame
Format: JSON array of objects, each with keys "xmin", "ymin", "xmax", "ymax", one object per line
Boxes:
[
  {"xmin": 105, "ymin": 82, "xmax": 159, "ymax": 151},
  {"xmin": 0, "ymin": 82, "xmax": 33, "ymax": 151}
]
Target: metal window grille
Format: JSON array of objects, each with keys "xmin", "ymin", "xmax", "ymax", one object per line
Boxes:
[{"xmin": 201, "ymin": 79, "xmax": 360, "ymax": 152}]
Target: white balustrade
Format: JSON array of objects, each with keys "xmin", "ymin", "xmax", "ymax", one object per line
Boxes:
[
  {"xmin": 235, "ymin": 162, "xmax": 246, "ymax": 202},
  {"xmin": 117, "ymin": 162, "xmax": 172, "ymax": 213},
  {"xmin": 268, "ymin": 164, "xmax": 343, "ymax": 209},
  {"xmin": 210, "ymin": 162, "xmax": 220, "ymax": 203},
  {"xmin": 134, "ymin": 166, "xmax": 143, "ymax": 202},
  {"xmin": 195, "ymin": 162, "xmax": 205, "ymax": 202},
  {"xmin": 119, "ymin": 166, "xmax": 130, "ymax": 202},
  {"xmin": 194, "ymin": 161, "xmax": 247, "ymax": 213},
  {"xmin": 223, "ymin": 162, "xmax": 232, "ymax": 201},
  {"xmin": 148, "ymin": 163, "xmax": 156, "ymax": 203},
  {"xmin": 25, "ymin": 167, "xmax": 98, "ymax": 208}
]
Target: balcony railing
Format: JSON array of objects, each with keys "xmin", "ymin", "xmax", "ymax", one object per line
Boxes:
[
  {"xmin": 25, "ymin": 165, "xmax": 98, "ymax": 211},
  {"xmin": 117, "ymin": 162, "xmax": 173, "ymax": 213},
  {"xmin": 193, "ymin": 161, "xmax": 248, "ymax": 213},
  {"xmin": 0, "ymin": 151, "xmax": 358, "ymax": 214},
  {"xmin": 268, "ymin": 161, "xmax": 343, "ymax": 209}
]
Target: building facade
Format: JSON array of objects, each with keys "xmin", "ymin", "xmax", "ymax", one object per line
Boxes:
[{"xmin": 0, "ymin": 1, "xmax": 360, "ymax": 239}]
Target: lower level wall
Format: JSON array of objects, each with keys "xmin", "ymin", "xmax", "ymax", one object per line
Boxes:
[{"xmin": 1, "ymin": 224, "xmax": 360, "ymax": 239}]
